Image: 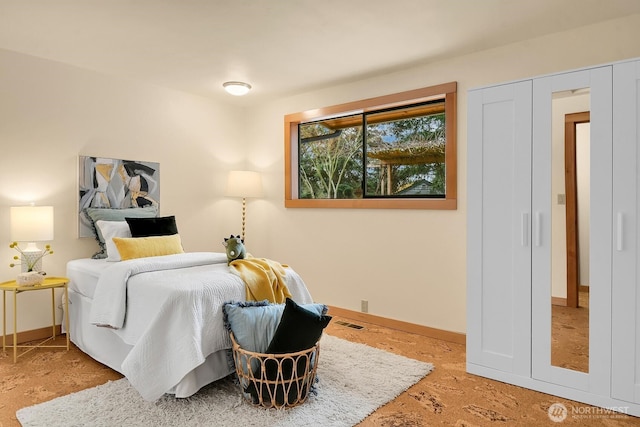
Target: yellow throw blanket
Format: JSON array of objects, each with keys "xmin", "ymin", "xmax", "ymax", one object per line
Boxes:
[{"xmin": 229, "ymin": 257, "xmax": 292, "ymax": 303}]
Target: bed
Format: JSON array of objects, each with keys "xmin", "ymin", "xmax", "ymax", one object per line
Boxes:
[
  {"xmin": 64, "ymin": 252, "xmax": 314, "ymax": 401},
  {"xmin": 71, "ymin": 170, "xmax": 314, "ymax": 402}
]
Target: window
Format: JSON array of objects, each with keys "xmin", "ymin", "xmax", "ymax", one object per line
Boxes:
[{"xmin": 285, "ymin": 82, "xmax": 457, "ymax": 209}]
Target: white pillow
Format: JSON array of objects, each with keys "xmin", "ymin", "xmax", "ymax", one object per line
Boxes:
[{"xmin": 95, "ymin": 220, "xmax": 132, "ymax": 262}]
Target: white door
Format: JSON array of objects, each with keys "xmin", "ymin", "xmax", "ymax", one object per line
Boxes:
[
  {"xmin": 612, "ymin": 59, "xmax": 640, "ymax": 404},
  {"xmin": 467, "ymin": 81, "xmax": 532, "ymax": 376},
  {"xmin": 531, "ymin": 66, "xmax": 612, "ymax": 394}
]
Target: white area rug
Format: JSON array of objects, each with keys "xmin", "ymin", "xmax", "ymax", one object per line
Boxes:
[{"xmin": 16, "ymin": 334, "xmax": 433, "ymax": 427}]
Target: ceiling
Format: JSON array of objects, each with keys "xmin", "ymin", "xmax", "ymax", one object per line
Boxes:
[{"xmin": 2, "ymin": 0, "xmax": 640, "ymax": 106}]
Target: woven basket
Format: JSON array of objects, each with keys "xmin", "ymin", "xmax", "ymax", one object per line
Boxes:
[{"xmin": 230, "ymin": 332, "xmax": 320, "ymax": 409}]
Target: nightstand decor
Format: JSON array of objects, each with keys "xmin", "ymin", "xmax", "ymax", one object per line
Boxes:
[
  {"xmin": 15, "ymin": 271, "xmax": 46, "ymax": 286},
  {"xmin": 9, "ymin": 206, "xmax": 54, "ymax": 274}
]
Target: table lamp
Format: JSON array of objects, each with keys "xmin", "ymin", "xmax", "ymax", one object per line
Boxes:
[
  {"xmin": 225, "ymin": 171, "xmax": 262, "ymax": 242},
  {"xmin": 10, "ymin": 206, "xmax": 54, "ymax": 272}
]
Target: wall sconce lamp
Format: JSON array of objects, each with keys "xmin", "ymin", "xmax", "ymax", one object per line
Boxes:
[
  {"xmin": 10, "ymin": 206, "xmax": 54, "ymax": 272},
  {"xmin": 225, "ymin": 171, "xmax": 262, "ymax": 242},
  {"xmin": 223, "ymin": 81, "xmax": 252, "ymax": 96}
]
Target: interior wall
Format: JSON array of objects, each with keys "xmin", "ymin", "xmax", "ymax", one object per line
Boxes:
[
  {"xmin": 2, "ymin": 14, "xmax": 640, "ymax": 336},
  {"xmin": 245, "ymin": 14, "xmax": 640, "ymax": 334},
  {"xmin": 0, "ymin": 49, "xmax": 246, "ymax": 332}
]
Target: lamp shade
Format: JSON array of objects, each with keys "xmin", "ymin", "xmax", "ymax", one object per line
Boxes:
[
  {"xmin": 10, "ymin": 206, "xmax": 54, "ymax": 242},
  {"xmin": 225, "ymin": 171, "xmax": 263, "ymax": 198}
]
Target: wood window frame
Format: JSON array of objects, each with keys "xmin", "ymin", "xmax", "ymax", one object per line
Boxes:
[{"xmin": 284, "ymin": 82, "xmax": 457, "ymax": 209}]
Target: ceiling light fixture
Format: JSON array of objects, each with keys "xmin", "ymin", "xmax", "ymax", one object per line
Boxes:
[{"xmin": 223, "ymin": 81, "xmax": 252, "ymax": 96}]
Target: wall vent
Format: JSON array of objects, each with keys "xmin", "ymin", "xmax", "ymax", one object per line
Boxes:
[{"xmin": 335, "ymin": 320, "xmax": 364, "ymax": 330}]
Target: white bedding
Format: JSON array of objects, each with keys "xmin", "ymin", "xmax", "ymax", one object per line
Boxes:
[
  {"xmin": 66, "ymin": 253, "xmax": 314, "ymax": 401},
  {"xmin": 66, "ymin": 258, "xmax": 112, "ymax": 298}
]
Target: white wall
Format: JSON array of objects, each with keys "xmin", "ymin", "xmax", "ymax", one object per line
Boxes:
[
  {"xmin": 3, "ymin": 14, "xmax": 640, "ymax": 335},
  {"xmin": 0, "ymin": 49, "xmax": 246, "ymax": 332},
  {"xmin": 245, "ymin": 14, "xmax": 640, "ymax": 334}
]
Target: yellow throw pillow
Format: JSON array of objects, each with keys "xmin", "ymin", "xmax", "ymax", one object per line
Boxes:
[{"xmin": 112, "ymin": 234, "xmax": 184, "ymax": 261}]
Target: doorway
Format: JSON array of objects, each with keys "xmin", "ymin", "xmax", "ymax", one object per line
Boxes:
[{"xmin": 564, "ymin": 111, "xmax": 590, "ymax": 308}]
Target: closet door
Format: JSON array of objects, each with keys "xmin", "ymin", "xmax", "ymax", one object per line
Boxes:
[
  {"xmin": 612, "ymin": 59, "xmax": 640, "ymax": 404},
  {"xmin": 531, "ymin": 66, "xmax": 612, "ymax": 394},
  {"xmin": 467, "ymin": 81, "xmax": 532, "ymax": 376}
]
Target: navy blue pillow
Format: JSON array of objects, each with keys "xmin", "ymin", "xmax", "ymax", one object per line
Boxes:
[
  {"xmin": 126, "ymin": 215, "xmax": 178, "ymax": 237},
  {"xmin": 266, "ymin": 298, "xmax": 332, "ymax": 354}
]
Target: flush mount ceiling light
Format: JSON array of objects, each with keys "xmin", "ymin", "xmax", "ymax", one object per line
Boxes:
[{"xmin": 223, "ymin": 81, "xmax": 252, "ymax": 96}]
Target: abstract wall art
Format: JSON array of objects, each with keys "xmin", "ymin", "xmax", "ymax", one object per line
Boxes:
[{"xmin": 78, "ymin": 156, "xmax": 160, "ymax": 237}]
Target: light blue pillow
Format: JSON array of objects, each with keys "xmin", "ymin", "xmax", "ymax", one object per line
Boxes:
[
  {"xmin": 84, "ymin": 206, "xmax": 158, "ymax": 259},
  {"xmin": 223, "ymin": 300, "xmax": 328, "ymax": 354}
]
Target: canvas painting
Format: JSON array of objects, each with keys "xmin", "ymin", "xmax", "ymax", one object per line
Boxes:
[{"xmin": 78, "ymin": 156, "xmax": 160, "ymax": 237}]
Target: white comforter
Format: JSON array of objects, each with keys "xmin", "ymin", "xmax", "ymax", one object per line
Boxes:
[{"xmin": 88, "ymin": 252, "xmax": 314, "ymax": 401}]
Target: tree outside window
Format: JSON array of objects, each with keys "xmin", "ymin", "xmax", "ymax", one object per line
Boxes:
[{"xmin": 285, "ymin": 82, "xmax": 457, "ymax": 209}]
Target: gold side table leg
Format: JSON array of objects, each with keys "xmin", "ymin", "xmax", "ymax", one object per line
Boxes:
[
  {"xmin": 13, "ymin": 289, "xmax": 17, "ymax": 363},
  {"xmin": 64, "ymin": 284, "xmax": 69, "ymax": 350},
  {"xmin": 2, "ymin": 290, "xmax": 5, "ymax": 351},
  {"xmin": 51, "ymin": 288, "xmax": 55, "ymax": 341}
]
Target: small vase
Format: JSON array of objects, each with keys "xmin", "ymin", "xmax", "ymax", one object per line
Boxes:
[
  {"xmin": 17, "ymin": 271, "xmax": 45, "ymax": 286},
  {"xmin": 21, "ymin": 252, "xmax": 43, "ymax": 273}
]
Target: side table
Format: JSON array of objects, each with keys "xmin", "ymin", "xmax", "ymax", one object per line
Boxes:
[{"xmin": 0, "ymin": 276, "xmax": 70, "ymax": 363}]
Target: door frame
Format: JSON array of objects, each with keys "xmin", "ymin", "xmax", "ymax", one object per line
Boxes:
[{"xmin": 565, "ymin": 111, "xmax": 590, "ymax": 308}]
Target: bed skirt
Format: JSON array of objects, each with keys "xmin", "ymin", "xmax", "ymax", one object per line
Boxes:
[{"xmin": 64, "ymin": 289, "xmax": 234, "ymax": 398}]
